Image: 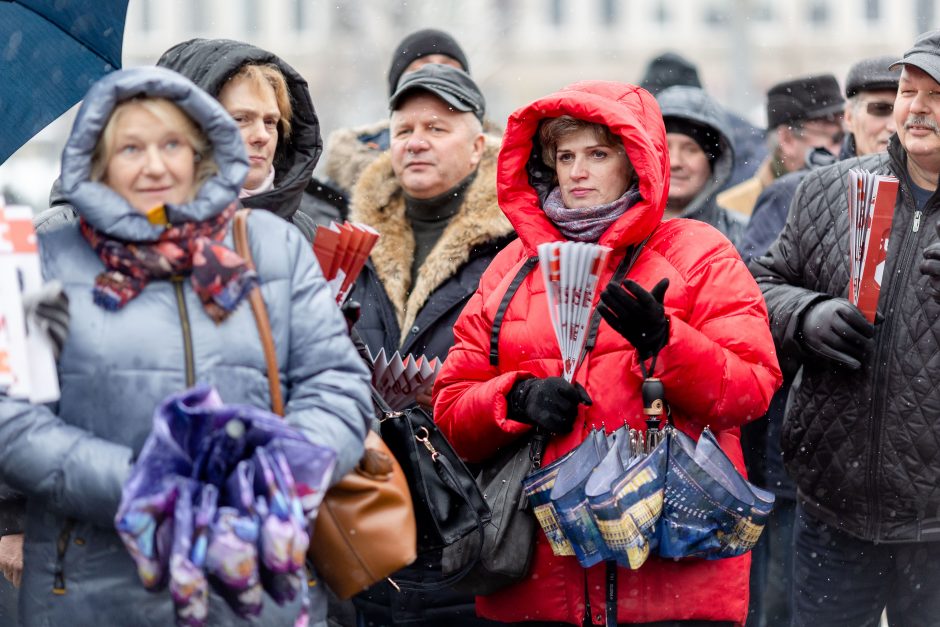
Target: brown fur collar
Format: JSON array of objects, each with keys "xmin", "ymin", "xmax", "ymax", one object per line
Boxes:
[
  {"xmin": 322, "ymin": 119, "xmax": 390, "ymax": 192},
  {"xmin": 349, "ymin": 136, "xmax": 512, "ymax": 337}
]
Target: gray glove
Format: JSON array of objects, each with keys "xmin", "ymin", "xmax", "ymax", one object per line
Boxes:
[
  {"xmin": 22, "ymin": 280, "xmax": 70, "ymax": 360},
  {"xmin": 799, "ymin": 298, "xmax": 874, "ymax": 370}
]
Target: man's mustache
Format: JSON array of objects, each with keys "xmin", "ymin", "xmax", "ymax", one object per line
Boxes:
[{"xmin": 905, "ymin": 115, "xmax": 940, "ymax": 133}]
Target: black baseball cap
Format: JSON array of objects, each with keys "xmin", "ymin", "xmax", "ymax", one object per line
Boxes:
[
  {"xmin": 389, "ymin": 64, "xmax": 485, "ymax": 123},
  {"xmin": 889, "ymin": 30, "xmax": 940, "ymax": 85}
]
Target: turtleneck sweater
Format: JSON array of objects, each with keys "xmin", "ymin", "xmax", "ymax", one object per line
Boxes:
[{"xmin": 404, "ymin": 170, "xmax": 477, "ymax": 286}]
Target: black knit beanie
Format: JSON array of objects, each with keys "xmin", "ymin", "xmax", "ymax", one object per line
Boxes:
[
  {"xmin": 664, "ymin": 117, "xmax": 722, "ymax": 167},
  {"xmin": 387, "ymin": 29, "xmax": 470, "ymax": 96}
]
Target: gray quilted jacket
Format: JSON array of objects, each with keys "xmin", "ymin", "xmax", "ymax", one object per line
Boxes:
[
  {"xmin": 0, "ymin": 68, "xmax": 371, "ymax": 625},
  {"xmin": 751, "ymin": 135, "xmax": 940, "ymax": 543}
]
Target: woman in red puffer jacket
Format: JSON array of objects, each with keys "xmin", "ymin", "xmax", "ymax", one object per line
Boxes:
[{"xmin": 432, "ymin": 82, "xmax": 782, "ymax": 626}]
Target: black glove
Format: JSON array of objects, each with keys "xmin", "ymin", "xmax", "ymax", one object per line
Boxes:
[
  {"xmin": 919, "ymin": 220, "xmax": 940, "ymax": 303},
  {"xmin": 598, "ymin": 278, "xmax": 670, "ymax": 360},
  {"xmin": 340, "ymin": 299, "xmax": 361, "ymax": 335},
  {"xmin": 799, "ymin": 298, "xmax": 874, "ymax": 370},
  {"xmin": 22, "ymin": 280, "xmax": 69, "ymax": 360},
  {"xmin": 506, "ymin": 377, "xmax": 592, "ymax": 435}
]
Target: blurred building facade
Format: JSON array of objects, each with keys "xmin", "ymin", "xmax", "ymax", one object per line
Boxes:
[{"xmin": 2, "ymin": 0, "xmax": 936, "ymax": 209}]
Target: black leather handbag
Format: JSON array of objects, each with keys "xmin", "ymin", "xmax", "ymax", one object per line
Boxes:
[{"xmin": 374, "ymin": 389, "xmax": 490, "ymax": 590}]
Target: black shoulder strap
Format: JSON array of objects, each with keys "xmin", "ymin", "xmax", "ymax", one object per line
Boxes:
[{"xmin": 489, "ymin": 256, "xmax": 539, "ymax": 366}]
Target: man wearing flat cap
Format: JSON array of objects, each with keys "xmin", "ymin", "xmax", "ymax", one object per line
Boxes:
[
  {"xmin": 321, "ymin": 28, "xmax": 485, "ymax": 201},
  {"xmin": 751, "ymin": 30, "xmax": 940, "ymax": 626},
  {"xmin": 348, "ymin": 69, "xmax": 513, "ymax": 627},
  {"xmin": 718, "ymin": 74, "xmax": 845, "ymax": 217},
  {"xmin": 737, "ymin": 55, "xmax": 901, "ymax": 627}
]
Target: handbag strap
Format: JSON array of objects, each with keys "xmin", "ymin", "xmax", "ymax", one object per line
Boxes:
[{"xmin": 233, "ymin": 208, "xmax": 285, "ymax": 417}]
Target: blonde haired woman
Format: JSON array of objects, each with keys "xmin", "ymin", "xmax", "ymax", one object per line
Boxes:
[{"xmin": 0, "ymin": 66, "xmax": 370, "ymax": 626}]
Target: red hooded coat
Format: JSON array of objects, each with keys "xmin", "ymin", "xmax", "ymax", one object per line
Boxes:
[{"xmin": 433, "ymin": 82, "xmax": 782, "ymax": 625}]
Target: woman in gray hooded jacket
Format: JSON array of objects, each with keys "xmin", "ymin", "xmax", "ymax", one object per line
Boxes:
[{"xmin": 0, "ymin": 67, "xmax": 371, "ymax": 626}]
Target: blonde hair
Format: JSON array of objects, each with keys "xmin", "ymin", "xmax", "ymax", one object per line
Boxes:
[
  {"xmin": 226, "ymin": 63, "xmax": 293, "ymax": 140},
  {"xmin": 91, "ymin": 97, "xmax": 218, "ymax": 192},
  {"xmin": 538, "ymin": 116, "xmax": 624, "ymax": 169}
]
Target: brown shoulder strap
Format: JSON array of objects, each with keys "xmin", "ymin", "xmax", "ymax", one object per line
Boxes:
[{"xmin": 233, "ymin": 208, "xmax": 285, "ymax": 416}]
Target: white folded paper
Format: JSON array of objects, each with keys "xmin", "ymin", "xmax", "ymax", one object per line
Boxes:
[
  {"xmin": 537, "ymin": 241, "xmax": 611, "ymax": 382},
  {"xmin": 371, "ymin": 348, "xmax": 442, "ymax": 411}
]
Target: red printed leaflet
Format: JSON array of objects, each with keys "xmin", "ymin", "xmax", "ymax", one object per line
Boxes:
[{"xmin": 846, "ymin": 169, "xmax": 897, "ymax": 323}]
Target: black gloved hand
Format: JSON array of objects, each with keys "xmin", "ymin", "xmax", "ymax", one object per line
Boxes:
[
  {"xmin": 598, "ymin": 278, "xmax": 670, "ymax": 360},
  {"xmin": 919, "ymin": 220, "xmax": 940, "ymax": 303},
  {"xmin": 506, "ymin": 377, "xmax": 592, "ymax": 435},
  {"xmin": 22, "ymin": 280, "xmax": 69, "ymax": 360},
  {"xmin": 799, "ymin": 298, "xmax": 874, "ymax": 370}
]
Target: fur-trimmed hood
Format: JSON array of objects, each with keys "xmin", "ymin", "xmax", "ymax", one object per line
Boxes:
[
  {"xmin": 349, "ymin": 136, "xmax": 512, "ymax": 337},
  {"xmin": 323, "ymin": 119, "xmax": 391, "ymax": 193}
]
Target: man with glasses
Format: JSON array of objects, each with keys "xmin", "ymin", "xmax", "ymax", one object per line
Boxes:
[
  {"xmin": 718, "ymin": 74, "xmax": 844, "ymax": 218},
  {"xmin": 843, "ymin": 56, "xmax": 899, "ymax": 157},
  {"xmin": 736, "ymin": 58, "xmax": 899, "ymax": 627},
  {"xmin": 750, "ymin": 31, "xmax": 940, "ymax": 625}
]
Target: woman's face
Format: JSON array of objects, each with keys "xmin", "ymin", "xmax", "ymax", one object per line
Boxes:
[
  {"xmin": 554, "ymin": 128, "xmax": 633, "ymax": 209},
  {"xmin": 103, "ymin": 102, "xmax": 197, "ymax": 214}
]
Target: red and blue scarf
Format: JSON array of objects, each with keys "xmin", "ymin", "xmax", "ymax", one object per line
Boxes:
[{"xmin": 80, "ymin": 203, "xmax": 257, "ymax": 323}]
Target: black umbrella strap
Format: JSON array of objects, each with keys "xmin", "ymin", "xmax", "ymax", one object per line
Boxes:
[{"xmin": 606, "ymin": 560, "xmax": 617, "ymax": 627}]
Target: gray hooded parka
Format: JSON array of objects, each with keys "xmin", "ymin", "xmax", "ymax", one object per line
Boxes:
[
  {"xmin": 0, "ymin": 67, "xmax": 371, "ymax": 626},
  {"xmin": 656, "ymin": 85, "xmax": 747, "ymax": 245}
]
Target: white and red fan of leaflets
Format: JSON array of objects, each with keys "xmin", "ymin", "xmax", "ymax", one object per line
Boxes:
[
  {"xmin": 371, "ymin": 348, "xmax": 442, "ymax": 411},
  {"xmin": 311, "ymin": 221, "xmax": 380, "ymax": 304},
  {"xmin": 537, "ymin": 241, "xmax": 611, "ymax": 382}
]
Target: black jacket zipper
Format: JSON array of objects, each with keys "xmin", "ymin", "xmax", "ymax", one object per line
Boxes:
[
  {"xmin": 866, "ymin": 151, "xmax": 936, "ymax": 539},
  {"xmin": 52, "ymin": 518, "xmax": 76, "ymax": 595},
  {"xmin": 172, "ymin": 277, "xmax": 196, "ymax": 387}
]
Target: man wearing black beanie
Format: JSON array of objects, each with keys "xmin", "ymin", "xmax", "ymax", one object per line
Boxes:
[
  {"xmin": 656, "ymin": 85, "xmax": 745, "ymax": 245},
  {"xmin": 320, "ymin": 29, "xmax": 478, "ymax": 204}
]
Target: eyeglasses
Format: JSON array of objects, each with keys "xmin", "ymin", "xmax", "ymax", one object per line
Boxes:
[{"xmin": 863, "ymin": 101, "xmax": 894, "ymax": 117}]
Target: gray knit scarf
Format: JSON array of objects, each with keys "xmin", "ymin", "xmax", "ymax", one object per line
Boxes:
[{"xmin": 541, "ymin": 184, "xmax": 642, "ymax": 242}]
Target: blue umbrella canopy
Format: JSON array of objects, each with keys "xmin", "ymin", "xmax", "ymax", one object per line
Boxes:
[{"xmin": 0, "ymin": 0, "xmax": 128, "ymax": 164}]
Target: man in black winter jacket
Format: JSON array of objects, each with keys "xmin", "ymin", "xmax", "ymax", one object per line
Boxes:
[{"xmin": 750, "ymin": 30, "xmax": 940, "ymax": 627}]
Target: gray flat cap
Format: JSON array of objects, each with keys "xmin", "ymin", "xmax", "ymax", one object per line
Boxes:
[{"xmin": 845, "ymin": 55, "xmax": 900, "ymax": 97}]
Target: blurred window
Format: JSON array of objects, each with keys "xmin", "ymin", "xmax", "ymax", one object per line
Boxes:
[
  {"xmin": 808, "ymin": 0, "xmax": 830, "ymax": 25},
  {"xmin": 653, "ymin": 0, "xmax": 670, "ymax": 24},
  {"xmin": 865, "ymin": 0, "xmax": 880, "ymax": 21},
  {"xmin": 550, "ymin": 0, "xmax": 565, "ymax": 26},
  {"xmin": 600, "ymin": 0, "xmax": 618, "ymax": 26},
  {"xmin": 244, "ymin": 0, "xmax": 260, "ymax": 33},
  {"xmin": 916, "ymin": 0, "xmax": 934, "ymax": 33},
  {"xmin": 189, "ymin": 0, "xmax": 208, "ymax": 33},
  {"xmin": 754, "ymin": 1, "xmax": 774, "ymax": 21},
  {"xmin": 704, "ymin": 4, "xmax": 730, "ymax": 27},
  {"xmin": 138, "ymin": 0, "xmax": 153, "ymax": 32}
]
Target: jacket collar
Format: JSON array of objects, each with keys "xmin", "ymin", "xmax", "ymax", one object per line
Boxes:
[{"xmin": 350, "ymin": 136, "xmax": 512, "ymax": 335}]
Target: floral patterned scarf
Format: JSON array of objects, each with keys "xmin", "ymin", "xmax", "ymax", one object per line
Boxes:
[
  {"xmin": 80, "ymin": 203, "xmax": 257, "ymax": 323},
  {"xmin": 542, "ymin": 184, "xmax": 642, "ymax": 243}
]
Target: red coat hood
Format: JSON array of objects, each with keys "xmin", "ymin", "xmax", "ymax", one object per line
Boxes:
[{"xmin": 497, "ymin": 81, "xmax": 668, "ymax": 255}]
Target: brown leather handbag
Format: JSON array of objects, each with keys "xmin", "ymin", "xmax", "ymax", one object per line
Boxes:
[{"xmin": 233, "ymin": 209, "xmax": 417, "ymax": 600}]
